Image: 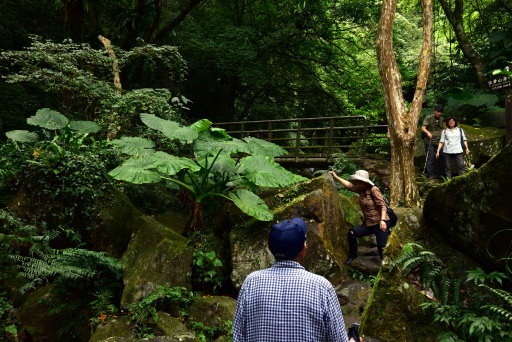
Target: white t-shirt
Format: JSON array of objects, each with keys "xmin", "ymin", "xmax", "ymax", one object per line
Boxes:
[{"xmin": 439, "ymin": 128, "xmax": 467, "ymax": 154}]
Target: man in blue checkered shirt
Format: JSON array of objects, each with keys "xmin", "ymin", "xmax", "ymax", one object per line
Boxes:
[{"xmin": 233, "ymin": 217, "xmax": 350, "ymax": 342}]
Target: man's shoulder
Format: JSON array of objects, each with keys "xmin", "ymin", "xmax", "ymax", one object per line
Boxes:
[{"xmin": 422, "ymin": 115, "xmax": 433, "ymax": 125}]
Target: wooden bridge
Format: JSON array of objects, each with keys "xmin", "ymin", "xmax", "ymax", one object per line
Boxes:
[{"xmin": 214, "ymin": 116, "xmax": 390, "ymax": 166}]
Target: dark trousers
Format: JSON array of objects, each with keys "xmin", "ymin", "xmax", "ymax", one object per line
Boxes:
[
  {"xmin": 443, "ymin": 153, "xmax": 465, "ymax": 178},
  {"xmin": 425, "ymin": 141, "xmax": 443, "ymax": 178},
  {"xmin": 348, "ymin": 223, "xmax": 391, "ymax": 259}
]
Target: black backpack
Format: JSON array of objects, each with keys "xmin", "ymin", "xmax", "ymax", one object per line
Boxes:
[{"xmin": 370, "ymin": 187, "xmax": 398, "ymax": 228}]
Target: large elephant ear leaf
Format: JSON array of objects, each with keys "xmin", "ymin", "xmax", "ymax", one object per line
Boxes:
[
  {"xmin": 152, "ymin": 151, "xmax": 200, "ymax": 175},
  {"xmin": 243, "ymin": 137, "xmax": 287, "ymax": 157},
  {"xmin": 240, "ymin": 156, "xmax": 307, "ymax": 187},
  {"xmin": 140, "ymin": 113, "xmax": 180, "ymax": 136},
  {"xmin": 141, "ymin": 113, "xmax": 197, "ymax": 143},
  {"xmin": 229, "ymin": 189, "xmax": 274, "ymax": 221},
  {"xmin": 110, "ymin": 137, "xmax": 155, "ymax": 156},
  {"xmin": 6, "ymin": 130, "xmax": 38, "ymax": 142},
  {"xmin": 173, "ymin": 126, "xmax": 199, "ymax": 144},
  {"xmin": 194, "ymin": 130, "xmax": 250, "ymax": 158},
  {"xmin": 108, "ymin": 156, "xmax": 161, "ymax": 184},
  {"xmin": 189, "ymin": 119, "xmax": 212, "ymax": 132},
  {"xmin": 27, "ymin": 108, "xmax": 69, "ymax": 129},
  {"xmin": 69, "ymin": 120, "xmax": 101, "ymax": 133}
]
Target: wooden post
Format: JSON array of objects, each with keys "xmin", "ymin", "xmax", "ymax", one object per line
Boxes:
[{"xmin": 506, "ymin": 89, "xmax": 512, "ymax": 144}]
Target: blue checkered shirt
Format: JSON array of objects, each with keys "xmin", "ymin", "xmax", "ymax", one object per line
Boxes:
[{"xmin": 233, "ymin": 261, "xmax": 349, "ymax": 342}]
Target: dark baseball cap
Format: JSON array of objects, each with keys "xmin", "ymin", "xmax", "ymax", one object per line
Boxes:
[{"xmin": 268, "ymin": 217, "xmax": 308, "ymax": 260}]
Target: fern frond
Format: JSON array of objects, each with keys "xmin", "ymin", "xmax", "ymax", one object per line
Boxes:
[
  {"xmin": 481, "ymin": 305, "xmax": 512, "ymax": 322},
  {"xmin": 480, "ymin": 285, "xmax": 512, "ymax": 306}
]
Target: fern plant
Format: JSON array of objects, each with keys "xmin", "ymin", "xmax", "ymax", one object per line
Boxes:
[
  {"xmin": 129, "ymin": 285, "xmax": 194, "ymax": 338},
  {"xmin": 11, "ymin": 247, "xmax": 123, "ymax": 293},
  {"xmin": 109, "ymin": 114, "xmax": 307, "ymax": 229},
  {"xmin": 394, "ymin": 242, "xmax": 512, "ymax": 341}
]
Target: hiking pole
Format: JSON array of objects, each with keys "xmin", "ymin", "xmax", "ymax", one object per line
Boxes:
[{"xmin": 423, "ymin": 138, "xmax": 432, "ymax": 174}]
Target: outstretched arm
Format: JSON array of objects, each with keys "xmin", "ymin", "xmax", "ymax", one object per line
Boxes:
[{"xmin": 328, "ymin": 171, "xmax": 354, "ymax": 191}]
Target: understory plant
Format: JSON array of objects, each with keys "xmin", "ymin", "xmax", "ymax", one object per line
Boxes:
[
  {"xmin": 392, "ymin": 242, "xmax": 512, "ymax": 341},
  {"xmin": 109, "ymin": 113, "xmax": 307, "ymax": 230},
  {"xmin": 4, "ymin": 108, "xmax": 116, "ymax": 239},
  {"xmin": 128, "ymin": 286, "xmax": 232, "ymax": 341}
]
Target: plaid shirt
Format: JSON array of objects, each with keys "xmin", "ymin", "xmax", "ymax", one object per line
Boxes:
[{"xmin": 233, "ymin": 261, "xmax": 349, "ymax": 342}]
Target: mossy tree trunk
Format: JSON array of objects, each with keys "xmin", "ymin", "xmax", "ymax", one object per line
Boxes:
[{"xmin": 375, "ymin": 0, "xmax": 433, "ymax": 207}]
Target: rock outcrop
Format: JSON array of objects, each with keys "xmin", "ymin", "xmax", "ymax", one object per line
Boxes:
[
  {"xmin": 229, "ymin": 175, "xmax": 356, "ymax": 288},
  {"xmin": 423, "ymin": 141, "xmax": 512, "ymax": 270},
  {"xmin": 120, "ymin": 215, "xmax": 193, "ymax": 306}
]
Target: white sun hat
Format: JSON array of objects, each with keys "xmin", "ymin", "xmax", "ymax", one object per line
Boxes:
[{"xmin": 348, "ymin": 170, "xmax": 374, "ymax": 186}]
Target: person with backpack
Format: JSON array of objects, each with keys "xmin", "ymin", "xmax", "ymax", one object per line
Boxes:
[
  {"xmin": 435, "ymin": 117, "xmax": 470, "ymax": 179},
  {"xmin": 328, "ymin": 170, "xmax": 397, "ymax": 264}
]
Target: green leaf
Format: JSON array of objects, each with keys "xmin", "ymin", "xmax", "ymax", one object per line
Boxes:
[
  {"xmin": 5, "ymin": 325, "xmax": 17, "ymax": 335},
  {"xmin": 110, "ymin": 137, "xmax": 155, "ymax": 155},
  {"xmin": 173, "ymin": 126, "xmax": 199, "ymax": 144},
  {"xmin": 69, "ymin": 120, "xmax": 101, "ymax": 133},
  {"xmin": 229, "ymin": 189, "xmax": 274, "ymax": 221},
  {"xmin": 152, "ymin": 151, "xmax": 200, "ymax": 175},
  {"xmin": 5, "ymin": 130, "xmax": 38, "ymax": 142},
  {"xmin": 197, "ymin": 153, "xmax": 239, "ymax": 177},
  {"xmin": 141, "ymin": 113, "xmax": 198, "ymax": 143},
  {"xmin": 141, "ymin": 113, "xmax": 180, "ymax": 135},
  {"xmin": 240, "ymin": 156, "xmax": 307, "ymax": 187},
  {"xmin": 189, "ymin": 119, "xmax": 212, "ymax": 132},
  {"xmin": 194, "ymin": 130, "xmax": 250, "ymax": 158},
  {"xmin": 244, "ymin": 137, "xmax": 287, "ymax": 157},
  {"xmin": 27, "ymin": 108, "xmax": 69, "ymax": 129},
  {"xmin": 109, "ymin": 157, "xmax": 161, "ymax": 184}
]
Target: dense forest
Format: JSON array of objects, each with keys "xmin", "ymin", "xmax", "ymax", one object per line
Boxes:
[{"xmin": 1, "ymin": 0, "xmax": 511, "ymax": 341}]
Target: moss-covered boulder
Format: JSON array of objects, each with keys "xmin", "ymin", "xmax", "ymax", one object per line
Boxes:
[
  {"xmin": 18, "ymin": 284, "xmax": 90, "ymax": 342},
  {"xmin": 229, "ymin": 175, "xmax": 355, "ymax": 288},
  {"xmin": 187, "ymin": 296, "xmax": 236, "ymax": 327},
  {"xmin": 93, "ymin": 190, "xmax": 144, "ymax": 258},
  {"xmin": 360, "ymin": 208, "xmax": 483, "ymax": 341},
  {"xmin": 120, "ymin": 216, "xmax": 193, "ymax": 306},
  {"xmin": 423, "ymin": 141, "xmax": 512, "ymax": 270},
  {"xmin": 89, "ymin": 316, "xmax": 134, "ymax": 342},
  {"xmin": 153, "ymin": 312, "xmax": 199, "ymax": 341}
]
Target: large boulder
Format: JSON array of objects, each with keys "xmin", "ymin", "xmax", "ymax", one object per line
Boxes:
[
  {"xmin": 19, "ymin": 284, "xmax": 90, "ymax": 342},
  {"xmin": 423, "ymin": 141, "xmax": 512, "ymax": 270},
  {"xmin": 120, "ymin": 216, "xmax": 193, "ymax": 306},
  {"xmin": 359, "ymin": 208, "xmax": 482, "ymax": 341},
  {"xmin": 93, "ymin": 190, "xmax": 144, "ymax": 258},
  {"xmin": 229, "ymin": 175, "xmax": 355, "ymax": 288},
  {"xmin": 89, "ymin": 316, "xmax": 134, "ymax": 342},
  {"xmin": 187, "ymin": 296, "xmax": 236, "ymax": 337}
]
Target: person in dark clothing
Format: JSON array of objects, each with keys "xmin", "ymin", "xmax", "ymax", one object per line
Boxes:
[{"xmin": 421, "ymin": 105, "xmax": 445, "ymax": 179}]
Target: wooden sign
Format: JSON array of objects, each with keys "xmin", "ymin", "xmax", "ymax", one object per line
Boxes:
[{"xmin": 488, "ymin": 64, "xmax": 512, "ymax": 91}]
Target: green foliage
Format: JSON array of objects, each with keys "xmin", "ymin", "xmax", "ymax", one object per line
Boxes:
[
  {"xmin": 348, "ymin": 268, "xmax": 376, "ymax": 287},
  {"xmin": 188, "ymin": 232, "xmax": 226, "ymax": 294},
  {"xmin": 0, "ymin": 293, "xmax": 17, "ymax": 341},
  {"xmin": 109, "ymin": 114, "xmax": 306, "ymax": 225},
  {"xmin": 188, "ymin": 319, "xmax": 233, "ymax": 342},
  {"xmin": 1, "ymin": 37, "xmax": 186, "ymax": 137},
  {"xmin": 129, "ymin": 286, "xmax": 194, "ymax": 338},
  {"xmin": 3, "ymin": 109, "xmax": 118, "ymax": 242},
  {"xmin": 12, "ymin": 247, "xmax": 123, "ymax": 294},
  {"xmin": 393, "ymin": 243, "xmax": 512, "ymax": 341},
  {"xmin": 326, "ymin": 152, "xmax": 360, "ymax": 197}
]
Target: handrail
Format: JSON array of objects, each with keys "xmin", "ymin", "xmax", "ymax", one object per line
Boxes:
[{"xmin": 213, "ymin": 116, "xmax": 389, "ymax": 164}]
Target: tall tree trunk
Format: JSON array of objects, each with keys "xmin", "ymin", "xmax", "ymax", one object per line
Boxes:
[
  {"xmin": 376, "ymin": 0, "xmax": 433, "ymax": 207},
  {"xmin": 438, "ymin": 0, "xmax": 487, "ymax": 88}
]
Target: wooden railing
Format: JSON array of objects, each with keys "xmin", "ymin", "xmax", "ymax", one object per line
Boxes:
[{"xmin": 213, "ymin": 116, "xmax": 389, "ymax": 164}]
